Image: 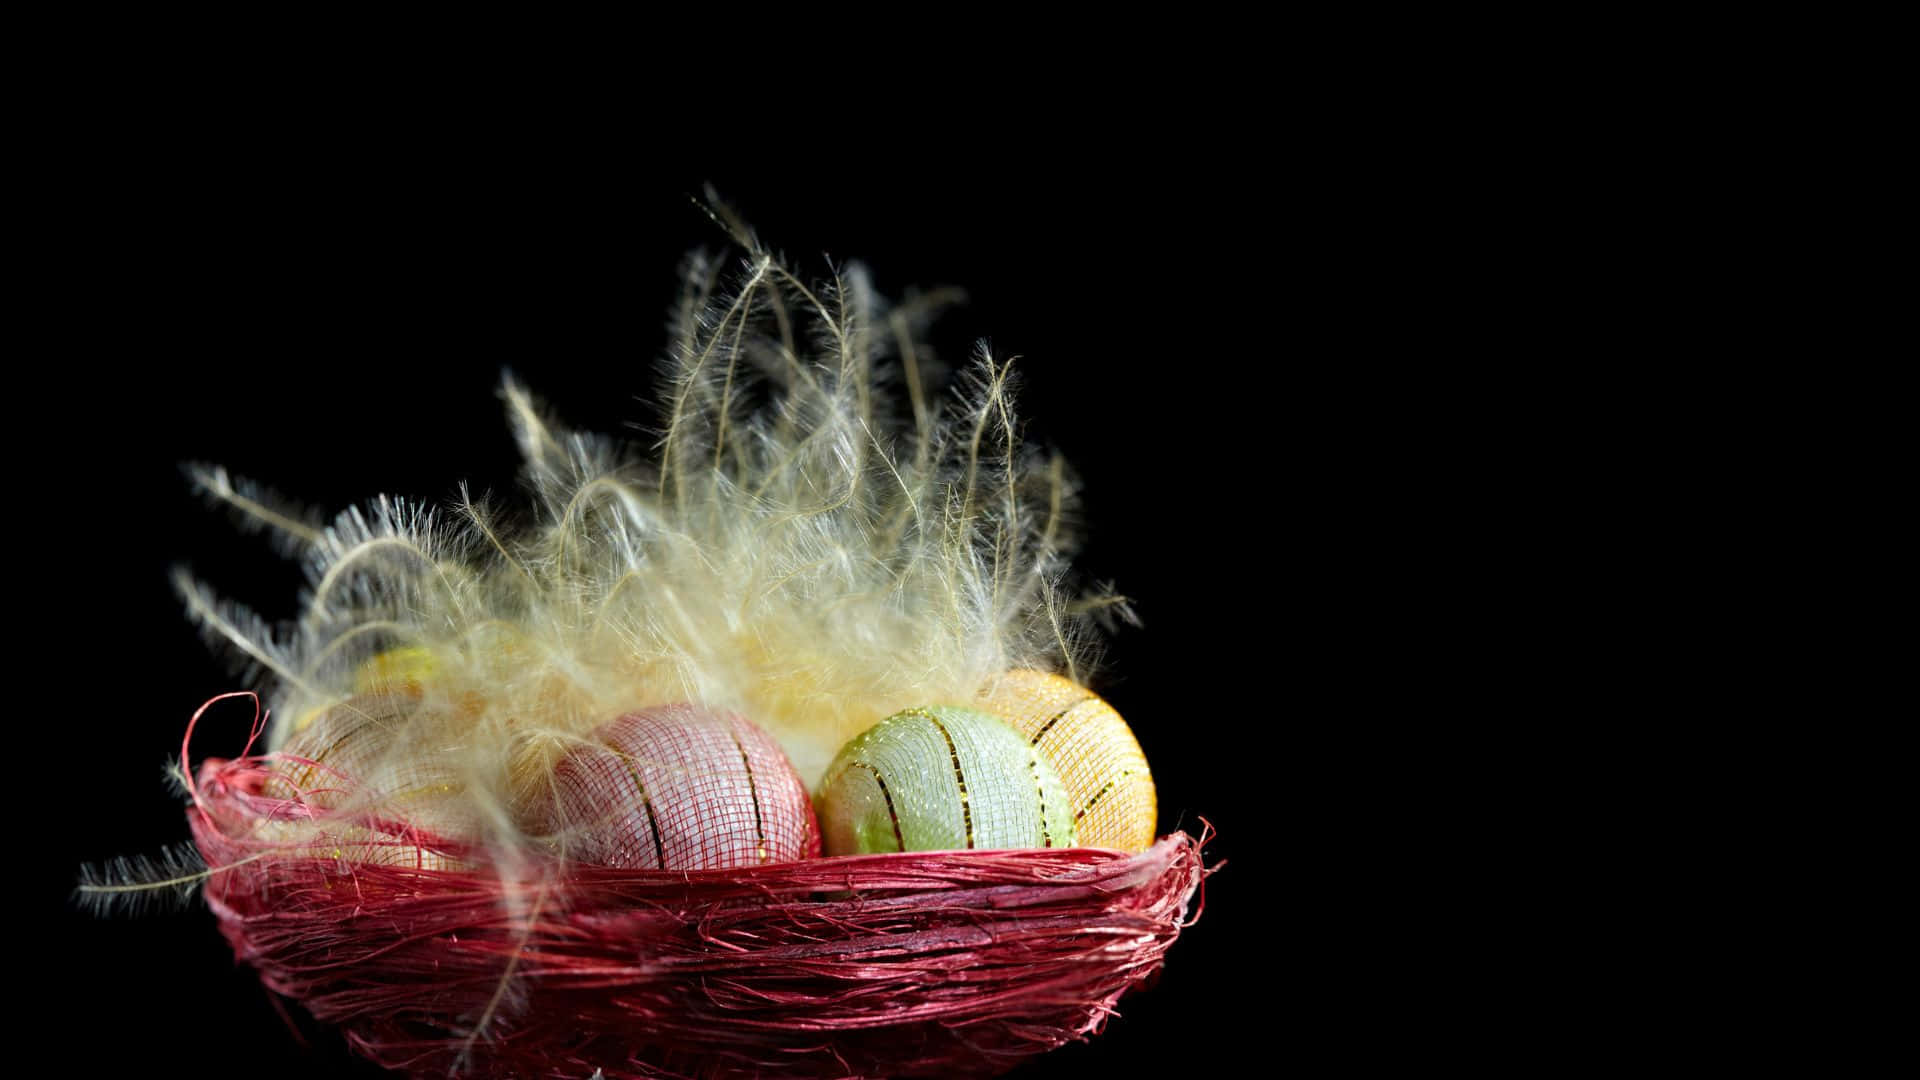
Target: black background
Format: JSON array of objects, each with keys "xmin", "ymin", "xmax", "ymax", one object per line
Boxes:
[{"xmin": 44, "ymin": 138, "xmax": 1289, "ymax": 1076}]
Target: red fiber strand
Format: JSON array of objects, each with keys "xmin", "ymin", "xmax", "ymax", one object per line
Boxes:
[{"xmin": 183, "ymin": 702, "xmax": 1215, "ymax": 1078}]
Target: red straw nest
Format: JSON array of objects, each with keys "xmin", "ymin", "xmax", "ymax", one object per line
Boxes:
[{"xmin": 186, "ymin": 745, "xmax": 1214, "ymax": 1079}]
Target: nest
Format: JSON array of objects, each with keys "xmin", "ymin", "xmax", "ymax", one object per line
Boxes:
[
  {"xmin": 188, "ymin": 744, "xmax": 1211, "ymax": 1079},
  {"xmin": 87, "ymin": 209, "xmax": 1223, "ymax": 1078}
]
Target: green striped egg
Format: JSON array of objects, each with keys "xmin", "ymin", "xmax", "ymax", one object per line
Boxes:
[{"xmin": 817, "ymin": 705, "xmax": 1077, "ymax": 854}]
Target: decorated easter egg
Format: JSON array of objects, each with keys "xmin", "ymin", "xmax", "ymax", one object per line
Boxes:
[
  {"xmin": 263, "ymin": 690, "xmax": 476, "ymax": 850},
  {"xmin": 247, "ymin": 817, "xmax": 470, "ymax": 871},
  {"xmin": 817, "ymin": 705, "xmax": 1077, "ymax": 855},
  {"xmin": 330, "ymin": 825, "xmax": 469, "ymax": 870},
  {"xmin": 282, "ymin": 646, "xmax": 441, "ymax": 742},
  {"xmin": 544, "ymin": 705, "xmax": 819, "ymax": 869},
  {"xmin": 978, "ymin": 670, "xmax": 1156, "ymax": 852},
  {"xmin": 266, "ymin": 690, "xmax": 428, "ymax": 808},
  {"xmin": 352, "ymin": 646, "xmax": 440, "ymax": 695},
  {"xmin": 258, "ymin": 691, "xmax": 474, "ymax": 869}
]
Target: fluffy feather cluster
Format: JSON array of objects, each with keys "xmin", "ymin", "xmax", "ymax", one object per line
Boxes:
[
  {"xmin": 72, "ymin": 210, "xmax": 1211, "ymax": 1079},
  {"xmin": 166, "ymin": 206, "xmax": 1130, "ymax": 874}
]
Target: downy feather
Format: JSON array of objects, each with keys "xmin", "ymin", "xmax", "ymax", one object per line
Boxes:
[{"xmin": 162, "ymin": 205, "xmax": 1123, "ymax": 870}]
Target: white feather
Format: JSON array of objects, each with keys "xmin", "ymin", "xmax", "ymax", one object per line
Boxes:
[{"xmin": 173, "ymin": 210, "xmax": 1121, "ymax": 855}]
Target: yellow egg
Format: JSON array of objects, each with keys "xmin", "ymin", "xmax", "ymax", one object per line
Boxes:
[
  {"xmin": 977, "ymin": 670, "xmax": 1157, "ymax": 852},
  {"xmin": 353, "ymin": 647, "xmax": 440, "ymax": 695}
]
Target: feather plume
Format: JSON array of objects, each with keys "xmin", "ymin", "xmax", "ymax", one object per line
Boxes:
[
  {"xmin": 92, "ymin": 205, "xmax": 1196, "ymax": 1073},
  {"xmin": 73, "ymin": 841, "xmax": 214, "ymax": 917},
  {"xmin": 173, "ymin": 208, "xmax": 1112, "ymax": 866},
  {"xmin": 184, "ymin": 463, "xmax": 325, "ymax": 551}
]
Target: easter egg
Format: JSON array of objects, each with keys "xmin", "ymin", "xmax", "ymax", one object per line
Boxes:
[
  {"xmin": 263, "ymin": 690, "xmax": 476, "ymax": 852},
  {"xmin": 266, "ymin": 690, "xmax": 427, "ymax": 808},
  {"xmin": 978, "ymin": 670, "xmax": 1156, "ymax": 852},
  {"xmin": 544, "ymin": 705, "xmax": 819, "ymax": 869},
  {"xmin": 817, "ymin": 706, "xmax": 1077, "ymax": 855},
  {"xmin": 258, "ymin": 691, "xmax": 473, "ymax": 871},
  {"xmin": 332, "ymin": 825, "xmax": 469, "ymax": 870},
  {"xmin": 352, "ymin": 646, "xmax": 440, "ymax": 695},
  {"xmin": 283, "ymin": 646, "xmax": 441, "ymax": 741},
  {"xmin": 248, "ymin": 818, "xmax": 470, "ymax": 872}
]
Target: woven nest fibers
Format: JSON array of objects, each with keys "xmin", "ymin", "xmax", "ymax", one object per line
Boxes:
[{"xmin": 184, "ymin": 744, "xmax": 1213, "ymax": 1079}]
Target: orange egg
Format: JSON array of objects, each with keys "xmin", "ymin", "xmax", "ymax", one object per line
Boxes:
[{"xmin": 977, "ymin": 670, "xmax": 1157, "ymax": 852}]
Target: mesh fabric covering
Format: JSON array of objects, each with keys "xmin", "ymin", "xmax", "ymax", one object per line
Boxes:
[
  {"xmin": 261, "ymin": 690, "xmax": 475, "ymax": 860},
  {"xmin": 546, "ymin": 705, "xmax": 819, "ymax": 869},
  {"xmin": 263, "ymin": 690, "xmax": 423, "ymax": 808},
  {"xmin": 191, "ymin": 769, "xmax": 1209, "ymax": 1080},
  {"xmin": 242, "ymin": 818, "xmax": 469, "ymax": 871},
  {"xmin": 980, "ymin": 670, "xmax": 1157, "ymax": 851},
  {"xmin": 817, "ymin": 705, "xmax": 1075, "ymax": 854},
  {"xmin": 175, "ymin": 696, "xmax": 1213, "ymax": 1077}
]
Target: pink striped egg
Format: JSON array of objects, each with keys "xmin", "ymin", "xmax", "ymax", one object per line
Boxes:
[{"xmin": 545, "ymin": 705, "xmax": 819, "ymax": 869}]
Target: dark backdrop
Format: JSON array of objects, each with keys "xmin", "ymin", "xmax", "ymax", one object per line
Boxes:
[{"xmin": 45, "ymin": 150, "xmax": 1280, "ymax": 1076}]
